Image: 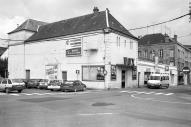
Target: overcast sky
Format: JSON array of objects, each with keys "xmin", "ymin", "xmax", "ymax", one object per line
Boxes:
[{"xmin": 0, "ymin": 0, "xmax": 190, "ymax": 45}]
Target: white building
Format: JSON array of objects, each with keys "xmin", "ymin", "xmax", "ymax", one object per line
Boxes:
[
  {"xmin": 8, "ymin": 8, "xmax": 139, "ymax": 89},
  {"xmin": 138, "ymin": 58, "xmax": 178, "ymax": 87}
]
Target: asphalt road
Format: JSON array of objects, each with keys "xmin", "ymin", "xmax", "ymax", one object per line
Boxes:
[{"xmin": 0, "ymin": 86, "xmax": 191, "ymax": 127}]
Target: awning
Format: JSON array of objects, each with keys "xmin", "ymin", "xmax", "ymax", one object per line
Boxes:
[{"xmin": 116, "ymin": 64, "xmax": 135, "ymax": 70}]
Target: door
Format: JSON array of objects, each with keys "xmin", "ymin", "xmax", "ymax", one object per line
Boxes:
[
  {"xmin": 121, "ymin": 70, "xmax": 126, "ymax": 88},
  {"xmin": 26, "ymin": 70, "xmax": 30, "ymax": 80},
  {"xmin": 62, "ymin": 71, "xmax": 67, "ymax": 81}
]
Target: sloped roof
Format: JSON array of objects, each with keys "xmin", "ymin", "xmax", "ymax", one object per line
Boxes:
[
  {"xmin": 8, "ymin": 19, "xmax": 47, "ymax": 34},
  {"xmin": 26, "ymin": 10, "xmax": 137, "ymax": 42},
  {"xmin": 138, "ymin": 33, "xmax": 168, "ymax": 45}
]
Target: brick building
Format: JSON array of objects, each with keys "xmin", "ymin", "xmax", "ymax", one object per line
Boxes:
[{"xmin": 138, "ymin": 33, "xmax": 191, "ymax": 85}]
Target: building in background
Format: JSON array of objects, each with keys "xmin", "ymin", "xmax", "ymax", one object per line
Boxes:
[
  {"xmin": 7, "ymin": 8, "xmax": 138, "ymax": 89},
  {"xmin": 138, "ymin": 33, "xmax": 191, "ymax": 85}
]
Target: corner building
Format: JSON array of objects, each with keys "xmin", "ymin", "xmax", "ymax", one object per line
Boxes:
[{"xmin": 8, "ymin": 8, "xmax": 138, "ymax": 89}]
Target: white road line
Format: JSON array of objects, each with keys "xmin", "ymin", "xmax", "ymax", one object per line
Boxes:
[
  {"xmin": 43, "ymin": 93, "xmax": 55, "ymax": 95},
  {"xmin": 144, "ymin": 92, "xmax": 156, "ymax": 94},
  {"xmin": 79, "ymin": 112, "xmax": 114, "ymax": 116},
  {"xmin": 120, "ymin": 91, "xmax": 128, "ymax": 93},
  {"xmin": 155, "ymin": 93, "xmax": 164, "ymax": 95},
  {"xmin": 9, "ymin": 94, "xmax": 20, "ymax": 96},
  {"xmin": 165, "ymin": 93, "xmax": 174, "ymax": 96},
  {"xmin": 31, "ymin": 93, "xmax": 45, "ymax": 95},
  {"xmin": 21, "ymin": 93, "xmax": 33, "ymax": 95}
]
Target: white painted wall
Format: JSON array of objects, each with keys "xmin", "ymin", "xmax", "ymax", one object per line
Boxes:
[{"xmin": 8, "ymin": 30, "xmax": 138, "ymax": 89}]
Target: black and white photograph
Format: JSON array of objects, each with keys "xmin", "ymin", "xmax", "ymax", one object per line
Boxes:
[{"xmin": 0, "ymin": 0, "xmax": 191, "ymax": 127}]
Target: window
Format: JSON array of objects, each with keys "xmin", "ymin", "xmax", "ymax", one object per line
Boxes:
[
  {"xmin": 159, "ymin": 49, "xmax": 163, "ymax": 58},
  {"xmin": 130, "ymin": 40, "xmax": 133, "ymax": 49},
  {"xmin": 2, "ymin": 79, "xmax": 7, "ymax": 84},
  {"xmin": 124, "ymin": 40, "xmax": 127, "ymax": 47},
  {"xmin": 82, "ymin": 66, "xmax": 105, "ymax": 81},
  {"xmin": 169, "ymin": 50, "xmax": 174, "ymax": 57},
  {"xmin": 144, "ymin": 50, "xmax": 148, "ymax": 58},
  {"xmin": 138, "ymin": 51, "xmax": 141, "ymax": 57},
  {"xmin": 116, "ymin": 36, "xmax": 120, "ymax": 47},
  {"xmin": 8, "ymin": 80, "xmax": 12, "ymax": 84}
]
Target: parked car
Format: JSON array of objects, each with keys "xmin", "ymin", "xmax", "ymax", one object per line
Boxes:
[
  {"xmin": 0, "ymin": 78, "xmax": 25, "ymax": 93},
  {"xmin": 38, "ymin": 79, "xmax": 49, "ymax": 89},
  {"xmin": 61, "ymin": 80, "xmax": 86, "ymax": 92},
  {"xmin": 47, "ymin": 80, "xmax": 63, "ymax": 91},
  {"xmin": 26, "ymin": 79, "xmax": 41, "ymax": 89}
]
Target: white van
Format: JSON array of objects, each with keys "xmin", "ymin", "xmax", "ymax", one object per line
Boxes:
[{"xmin": 147, "ymin": 73, "xmax": 169, "ymax": 89}]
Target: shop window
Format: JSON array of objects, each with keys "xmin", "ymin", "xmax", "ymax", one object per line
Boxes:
[
  {"xmin": 82, "ymin": 66, "xmax": 105, "ymax": 81},
  {"xmin": 138, "ymin": 51, "xmax": 141, "ymax": 57}
]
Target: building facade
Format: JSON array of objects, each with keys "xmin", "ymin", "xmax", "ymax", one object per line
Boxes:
[
  {"xmin": 8, "ymin": 8, "xmax": 138, "ymax": 89},
  {"xmin": 138, "ymin": 58, "xmax": 177, "ymax": 87},
  {"xmin": 138, "ymin": 33, "xmax": 191, "ymax": 85}
]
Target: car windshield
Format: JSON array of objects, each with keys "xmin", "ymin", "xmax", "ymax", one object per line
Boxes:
[
  {"xmin": 12, "ymin": 79, "xmax": 23, "ymax": 83},
  {"xmin": 149, "ymin": 76, "xmax": 160, "ymax": 80}
]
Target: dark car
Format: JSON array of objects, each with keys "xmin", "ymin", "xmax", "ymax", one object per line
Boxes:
[
  {"xmin": 26, "ymin": 79, "xmax": 41, "ymax": 89},
  {"xmin": 61, "ymin": 80, "xmax": 86, "ymax": 92}
]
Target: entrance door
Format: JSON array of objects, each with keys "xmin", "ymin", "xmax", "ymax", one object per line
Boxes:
[
  {"xmin": 62, "ymin": 71, "xmax": 67, "ymax": 81},
  {"xmin": 121, "ymin": 70, "xmax": 126, "ymax": 88},
  {"xmin": 26, "ymin": 70, "xmax": 30, "ymax": 80}
]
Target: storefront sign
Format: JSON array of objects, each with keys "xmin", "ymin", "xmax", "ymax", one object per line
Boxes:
[
  {"xmin": 66, "ymin": 38, "xmax": 82, "ymax": 56},
  {"xmin": 182, "ymin": 67, "xmax": 190, "ymax": 74},
  {"xmin": 111, "ymin": 65, "xmax": 116, "ymax": 80},
  {"xmin": 45, "ymin": 64, "xmax": 58, "ymax": 80}
]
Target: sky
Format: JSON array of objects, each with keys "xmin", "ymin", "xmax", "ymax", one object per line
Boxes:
[{"xmin": 0, "ymin": 0, "xmax": 190, "ymax": 45}]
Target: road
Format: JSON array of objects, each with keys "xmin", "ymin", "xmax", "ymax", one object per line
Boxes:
[{"xmin": 0, "ymin": 86, "xmax": 191, "ymax": 127}]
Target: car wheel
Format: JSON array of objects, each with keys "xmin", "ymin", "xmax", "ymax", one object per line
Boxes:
[
  {"xmin": 159, "ymin": 84, "xmax": 162, "ymax": 89},
  {"xmin": 83, "ymin": 87, "xmax": 86, "ymax": 91},
  {"xmin": 50, "ymin": 89, "xmax": 53, "ymax": 91},
  {"xmin": 18, "ymin": 90, "xmax": 22, "ymax": 93},
  {"xmin": 5, "ymin": 88, "xmax": 9, "ymax": 93},
  {"xmin": 166, "ymin": 84, "xmax": 169, "ymax": 89}
]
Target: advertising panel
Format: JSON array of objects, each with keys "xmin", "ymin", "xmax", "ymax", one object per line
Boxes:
[
  {"xmin": 45, "ymin": 64, "xmax": 58, "ymax": 80},
  {"xmin": 66, "ymin": 38, "xmax": 82, "ymax": 56}
]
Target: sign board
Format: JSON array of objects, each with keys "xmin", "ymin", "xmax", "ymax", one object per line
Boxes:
[
  {"xmin": 182, "ymin": 67, "xmax": 190, "ymax": 74},
  {"xmin": 66, "ymin": 38, "xmax": 82, "ymax": 56},
  {"xmin": 111, "ymin": 65, "xmax": 116, "ymax": 80},
  {"xmin": 76, "ymin": 70, "xmax": 80, "ymax": 74},
  {"xmin": 45, "ymin": 64, "xmax": 58, "ymax": 80}
]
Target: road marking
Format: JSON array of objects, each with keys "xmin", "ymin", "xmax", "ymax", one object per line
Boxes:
[
  {"xmin": 9, "ymin": 94, "xmax": 20, "ymax": 96},
  {"xmin": 165, "ymin": 93, "xmax": 174, "ymax": 96},
  {"xmin": 79, "ymin": 112, "xmax": 114, "ymax": 116},
  {"xmin": 120, "ymin": 90, "xmax": 174, "ymax": 96},
  {"xmin": 155, "ymin": 93, "xmax": 164, "ymax": 95},
  {"xmin": 21, "ymin": 93, "xmax": 33, "ymax": 95},
  {"xmin": 31, "ymin": 93, "xmax": 45, "ymax": 95}
]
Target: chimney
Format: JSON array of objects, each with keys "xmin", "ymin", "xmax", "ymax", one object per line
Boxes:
[
  {"xmin": 93, "ymin": 7, "xmax": 99, "ymax": 14},
  {"xmin": 174, "ymin": 35, "xmax": 177, "ymax": 42}
]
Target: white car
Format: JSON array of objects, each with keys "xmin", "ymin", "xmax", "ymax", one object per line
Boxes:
[
  {"xmin": 0, "ymin": 78, "xmax": 25, "ymax": 93},
  {"xmin": 47, "ymin": 80, "xmax": 63, "ymax": 91}
]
